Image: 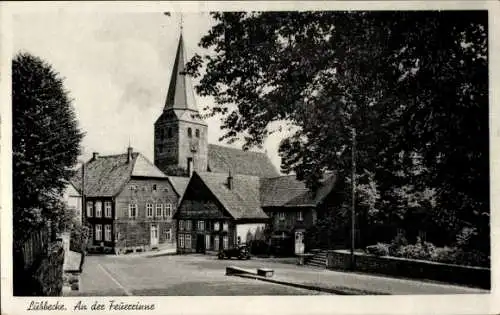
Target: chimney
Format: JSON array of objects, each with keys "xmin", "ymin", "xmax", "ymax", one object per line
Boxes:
[
  {"xmin": 127, "ymin": 147, "xmax": 133, "ymax": 163},
  {"xmin": 187, "ymin": 158, "xmax": 193, "ymax": 177},
  {"xmin": 227, "ymin": 170, "xmax": 233, "ymax": 190},
  {"xmin": 92, "ymin": 152, "xmax": 99, "ymax": 161}
]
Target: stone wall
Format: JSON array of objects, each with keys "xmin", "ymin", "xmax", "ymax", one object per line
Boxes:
[{"xmin": 326, "ymin": 250, "xmax": 490, "ymax": 289}]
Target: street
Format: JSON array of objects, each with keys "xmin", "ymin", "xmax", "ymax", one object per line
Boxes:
[
  {"xmin": 64, "ymin": 253, "xmax": 488, "ymax": 296},
  {"xmin": 65, "ymin": 254, "xmax": 329, "ymax": 296}
]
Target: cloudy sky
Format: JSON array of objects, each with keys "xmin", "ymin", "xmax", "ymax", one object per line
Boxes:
[{"xmin": 13, "ymin": 10, "xmax": 291, "ymax": 172}]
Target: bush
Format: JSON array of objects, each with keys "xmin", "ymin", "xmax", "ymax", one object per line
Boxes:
[
  {"xmin": 389, "ymin": 233, "xmax": 408, "ymax": 256},
  {"xmin": 69, "ymin": 224, "xmax": 90, "ymax": 253},
  {"xmin": 365, "ymin": 243, "xmax": 390, "ymax": 256},
  {"xmin": 393, "ymin": 237, "xmax": 436, "ymax": 260}
]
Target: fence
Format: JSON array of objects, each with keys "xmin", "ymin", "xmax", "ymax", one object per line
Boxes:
[{"xmin": 18, "ymin": 228, "xmax": 50, "ymax": 270}]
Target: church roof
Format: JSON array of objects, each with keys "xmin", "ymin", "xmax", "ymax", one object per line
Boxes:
[
  {"xmin": 164, "ymin": 34, "xmax": 198, "ymax": 113},
  {"xmin": 259, "ymin": 172, "xmax": 337, "ymax": 208},
  {"xmin": 208, "ymin": 144, "xmax": 279, "ymax": 177},
  {"xmin": 193, "ymin": 172, "xmax": 268, "ymax": 220},
  {"xmin": 71, "ymin": 149, "xmax": 167, "ymax": 197}
]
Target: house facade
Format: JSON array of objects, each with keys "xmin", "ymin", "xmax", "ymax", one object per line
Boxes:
[
  {"xmin": 174, "ymin": 172, "xmax": 268, "ymax": 254},
  {"xmin": 174, "ymin": 171, "xmax": 337, "ymax": 255},
  {"xmin": 72, "ymin": 147, "xmax": 185, "ymax": 254}
]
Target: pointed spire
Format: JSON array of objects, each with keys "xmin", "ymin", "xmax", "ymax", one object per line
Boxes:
[{"xmin": 164, "ymin": 29, "xmax": 198, "ymax": 112}]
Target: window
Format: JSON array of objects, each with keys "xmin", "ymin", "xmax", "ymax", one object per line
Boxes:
[
  {"xmin": 179, "ymin": 220, "xmax": 184, "ymax": 231},
  {"xmin": 104, "ymin": 225, "xmax": 112, "ymax": 241},
  {"xmin": 128, "ymin": 203, "xmax": 137, "ymax": 218},
  {"xmin": 179, "ymin": 234, "xmax": 185, "ymax": 248},
  {"xmin": 197, "ymin": 220, "xmax": 205, "ymax": 231},
  {"xmin": 86, "ymin": 201, "xmax": 93, "ymax": 218},
  {"xmin": 195, "ymin": 129, "xmax": 200, "ymax": 138},
  {"xmin": 214, "ymin": 222, "xmax": 220, "ymax": 231},
  {"xmin": 95, "ymin": 201, "xmax": 102, "ymax": 217},
  {"xmin": 167, "ymin": 128, "xmax": 172, "ymax": 138},
  {"xmin": 278, "ymin": 212, "xmax": 285, "ymax": 221},
  {"xmin": 165, "ymin": 204, "xmax": 172, "ymax": 217},
  {"xmin": 129, "ymin": 185, "xmax": 137, "ymax": 190},
  {"xmin": 223, "ymin": 235, "xmax": 229, "ymax": 249},
  {"xmin": 297, "ymin": 211, "xmax": 303, "ymax": 221},
  {"xmin": 146, "ymin": 203, "xmax": 153, "ymax": 218},
  {"xmin": 105, "ymin": 201, "xmax": 112, "ymax": 218},
  {"xmin": 185, "ymin": 234, "xmax": 192, "ymax": 249},
  {"xmin": 165, "ymin": 228, "xmax": 172, "ymax": 242},
  {"xmin": 214, "ymin": 236, "xmax": 220, "ymax": 251},
  {"xmin": 156, "ymin": 204, "xmax": 163, "ymax": 217},
  {"xmin": 186, "ymin": 220, "xmax": 192, "ymax": 231},
  {"xmin": 223, "ymin": 222, "xmax": 228, "ymax": 231},
  {"xmin": 95, "ymin": 225, "xmax": 102, "ymax": 241},
  {"xmin": 160, "ymin": 129, "xmax": 165, "ymax": 141},
  {"xmin": 153, "ymin": 184, "xmax": 157, "ymax": 191},
  {"xmin": 187, "ymin": 127, "xmax": 192, "ymax": 138}
]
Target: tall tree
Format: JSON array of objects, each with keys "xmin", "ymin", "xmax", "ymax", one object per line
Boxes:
[
  {"xmin": 186, "ymin": 11, "xmax": 488, "ymax": 247},
  {"xmin": 12, "ymin": 52, "xmax": 84, "ymax": 243}
]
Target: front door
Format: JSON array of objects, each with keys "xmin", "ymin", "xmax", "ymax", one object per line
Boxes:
[
  {"xmin": 196, "ymin": 234, "xmax": 205, "ymax": 253},
  {"xmin": 295, "ymin": 231, "xmax": 304, "ymax": 255},
  {"xmin": 150, "ymin": 224, "xmax": 159, "ymax": 247}
]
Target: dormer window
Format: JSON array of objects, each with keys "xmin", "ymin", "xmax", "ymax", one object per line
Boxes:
[
  {"xmin": 195, "ymin": 129, "xmax": 200, "ymax": 138},
  {"xmin": 188, "ymin": 127, "xmax": 192, "ymax": 138}
]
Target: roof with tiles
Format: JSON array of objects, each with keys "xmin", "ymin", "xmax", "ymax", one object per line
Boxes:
[
  {"xmin": 207, "ymin": 144, "xmax": 279, "ymax": 178},
  {"xmin": 260, "ymin": 172, "xmax": 337, "ymax": 208},
  {"xmin": 167, "ymin": 176, "xmax": 190, "ymax": 198},
  {"xmin": 71, "ymin": 149, "xmax": 167, "ymax": 197},
  {"xmin": 194, "ymin": 172, "xmax": 268, "ymax": 220}
]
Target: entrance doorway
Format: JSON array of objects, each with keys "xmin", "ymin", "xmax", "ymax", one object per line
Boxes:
[
  {"xmin": 196, "ymin": 234, "xmax": 205, "ymax": 253},
  {"xmin": 295, "ymin": 231, "xmax": 304, "ymax": 255},
  {"xmin": 150, "ymin": 224, "xmax": 159, "ymax": 247}
]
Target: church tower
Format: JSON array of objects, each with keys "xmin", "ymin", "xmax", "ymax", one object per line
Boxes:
[{"xmin": 154, "ymin": 32, "xmax": 208, "ymax": 176}]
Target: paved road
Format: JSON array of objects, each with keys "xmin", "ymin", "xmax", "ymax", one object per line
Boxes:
[
  {"xmin": 65, "ymin": 253, "xmax": 488, "ymax": 296},
  {"xmin": 65, "ymin": 254, "xmax": 329, "ymax": 296}
]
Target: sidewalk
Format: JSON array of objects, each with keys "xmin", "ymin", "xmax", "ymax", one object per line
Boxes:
[{"xmin": 232, "ymin": 260, "xmax": 489, "ymax": 295}]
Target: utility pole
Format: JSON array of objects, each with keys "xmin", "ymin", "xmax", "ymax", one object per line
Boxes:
[{"xmin": 350, "ymin": 126, "xmax": 356, "ymax": 270}]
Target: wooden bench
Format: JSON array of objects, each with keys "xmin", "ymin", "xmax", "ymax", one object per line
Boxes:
[
  {"xmin": 226, "ymin": 266, "xmax": 256, "ymax": 276},
  {"xmin": 257, "ymin": 268, "xmax": 274, "ymax": 277}
]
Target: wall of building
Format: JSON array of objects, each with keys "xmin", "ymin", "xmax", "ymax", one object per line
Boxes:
[
  {"xmin": 154, "ymin": 113, "xmax": 180, "ymax": 170},
  {"xmin": 112, "ymin": 178, "xmax": 178, "ymax": 253},
  {"xmin": 63, "ymin": 184, "xmax": 82, "ymax": 225},
  {"xmin": 265, "ymin": 207, "xmax": 314, "ymax": 233},
  {"xmin": 177, "ymin": 120, "xmax": 208, "ymax": 173},
  {"xmin": 236, "ymin": 223, "xmax": 266, "ymax": 244}
]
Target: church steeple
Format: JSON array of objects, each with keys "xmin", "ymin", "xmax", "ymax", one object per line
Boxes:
[
  {"xmin": 164, "ymin": 33, "xmax": 198, "ymax": 112},
  {"xmin": 154, "ymin": 16, "xmax": 208, "ymax": 176}
]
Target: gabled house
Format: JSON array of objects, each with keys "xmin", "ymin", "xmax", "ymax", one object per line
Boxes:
[
  {"xmin": 174, "ymin": 171, "xmax": 338, "ymax": 255},
  {"xmin": 174, "ymin": 172, "xmax": 268, "ymax": 254},
  {"xmin": 72, "ymin": 147, "xmax": 182, "ymax": 254}
]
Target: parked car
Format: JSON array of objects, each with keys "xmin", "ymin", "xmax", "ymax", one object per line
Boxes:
[{"xmin": 218, "ymin": 244, "xmax": 251, "ymax": 260}]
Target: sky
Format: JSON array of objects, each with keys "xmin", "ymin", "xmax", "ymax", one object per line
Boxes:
[{"xmin": 12, "ymin": 11, "xmax": 293, "ymax": 172}]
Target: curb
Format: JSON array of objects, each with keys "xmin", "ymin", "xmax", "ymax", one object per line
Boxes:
[{"xmin": 231, "ymin": 273, "xmax": 390, "ymax": 295}]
